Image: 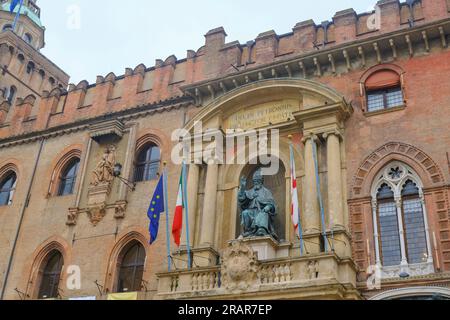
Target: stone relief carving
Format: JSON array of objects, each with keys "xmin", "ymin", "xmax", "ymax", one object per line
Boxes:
[
  {"xmin": 114, "ymin": 201, "xmax": 127, "ymax": 220},
  {"xmin": 306, "ymin": 260, "xmax": 320, "ymax": 280},
  {"xmin": 91, "ymin": 145, "xmax": 116, "ymax": 187},
  {"xmin": 87, "ymin": 205, "xmax": 106, "ymax": 227},
  {"xmin": 66, "ymin": 208, "xmax": 79, "ymax": 226},
  {"xmin": 221, "ymin": 241, "xmax": 260, "ymax": 293}
]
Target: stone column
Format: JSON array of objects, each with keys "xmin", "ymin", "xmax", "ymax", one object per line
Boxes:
[
  {"xmin": 420, "ymin": 195, "xmax": 434, "ymax": 264},
  {"xmin": 395, "ymin": 197, "xmax": 409, "ymax": 267},
  {"xmin": 181, "ymin": 164, "xmax": 200, "ymax": 247},
  {"xmin": 302, "ymin": 136, "xmax": 320, "ymax": 235},
  {"xmin": 200, "ymin": 163, "xmax": 219, "ymax": 246},
  {"xmin": 324, "ymin": 131, "xmax": 345, "ymax": 230},
  {"xmin": 371, "ymin": 199, "xmax": 382, "ymax": 267}
]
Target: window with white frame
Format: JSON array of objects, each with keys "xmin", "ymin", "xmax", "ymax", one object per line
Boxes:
[{"xmin": 371, "ymin": 162, "xmax": 434, "ymax": 277}]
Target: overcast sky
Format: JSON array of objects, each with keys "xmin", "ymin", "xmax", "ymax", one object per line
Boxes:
[{"xmin": 39, "ymin": 0, "xmax": 376, "ymax": 84}]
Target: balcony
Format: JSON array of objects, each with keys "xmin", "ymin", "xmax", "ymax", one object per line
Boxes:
[{"xmin": 156, "ymin": 240, "xmax": 360, "ymax": 300}]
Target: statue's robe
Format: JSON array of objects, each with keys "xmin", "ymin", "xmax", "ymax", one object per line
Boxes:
[{"xmin": 239, "ymin": 186, "xmax": 277, "ymax": 238}]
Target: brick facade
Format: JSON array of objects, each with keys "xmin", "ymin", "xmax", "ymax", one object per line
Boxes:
[{"xmin": 0, "ymin": 0, "xmax": 449, "ymax": 300}]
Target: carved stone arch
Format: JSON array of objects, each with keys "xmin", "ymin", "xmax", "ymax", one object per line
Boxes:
[
  {"xmin": 370, "ymin": 161, "xmax": 425, "ymax": 198},
  {"xmin": 135, "ymin": 129, "xmax": 170, "ymax": 161},
  {"xmin": 47, "ymin": 147, "xmax": 82, "ymax": 197},
  {"xmin": 0, "ymin": 161, "xmax": 19, "ymax": 179},
  {"xmin": 24, "ymin": 236, "xmax": 71, "ymax": 299},
  {"xmin": 369, "ymin": 286, "xmax": 450, "ymax": 300},
  {"xmin": 184, "ymin": 78, "xmax": 346, "ymax": 132},
  {"xmin": 352, "ymin": 142, "xmax": 445, "ymax": 198},
  {"xmin": 222, "ymin": 135, "xmax": 301, "ymax": 185},
  {"xmin": 104, "ymin": 229, "xmax": 149, "ymax": 294}
]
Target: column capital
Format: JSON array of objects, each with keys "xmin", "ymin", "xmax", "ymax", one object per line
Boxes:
[
  {"xmin": 322, "ymin": 128, "xmax": 344, "ymax": 141},
  {"xmin": 301, "ymin": 133, "xmax": 320, "ymax": 144},
  {"xmin": 371, "ymin": 198, "xmax": 378, "ymax": 208}
]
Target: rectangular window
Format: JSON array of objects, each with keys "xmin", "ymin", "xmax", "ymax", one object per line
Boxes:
[
  {"xmin": 367, "ymin": 87, "xmax": 404, "ymax": 112},
  {"xmin": 403, "ymin": 199, "xmax": 428, "ymax": 264},
  {"xmin": 378, "ymin": 202, "xmax": 402, "ymax": 267}
]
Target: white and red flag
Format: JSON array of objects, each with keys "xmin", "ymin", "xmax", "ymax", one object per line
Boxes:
[
  {"xmin": 172, "ymin": 172, "xmax": 184, "ymax": 247},
  {"xmin": 290, "ymin": 145, "xmax": 300, "ymax": 235}
]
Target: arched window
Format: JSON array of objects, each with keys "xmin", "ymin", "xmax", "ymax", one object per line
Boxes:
[
  {"xmin": 0, "ymin": 172, "xmax": 17, "ymax": 206},
  {"xmin": 365, "ymin": 69, "xmax": 404, "ymax": 112},
  {"xmin": 402, "ymin": 180, "xmax": 428, "ymax": 264},
  {"xmin": 24, "ymin": 33, "xmax": 33, "ymax": 44},
  {"xmin": 57, "ymin": 158, "xmax": 80, "ymax": 196},
  {"xmin": 38, "ymin": 250, "xmax": 64, "ymax": 299},
  {"xmin": 371, "ymin": 162, "xmax": 433, "ymax": 277},
  {"xmin": 376, "ymin": 183, "xmax": 401, "ymax": 267},
  {"xmin": 26, "ymin": 61, "xmax": 35, "ymax": 74},
  {"xmin": 134, "ymin": 143, "xmax": 161, "ymax": 182},
  {"xmin": 7, "ymin": 86, "xmax": 16, "ymax": 105},
  {"xmin": 2, "ymin": 24, "xmax": 12, "ymax": 32},
  {"xmin": 117, "ymin": 241, "xmax": 146, "ymax": 293}
]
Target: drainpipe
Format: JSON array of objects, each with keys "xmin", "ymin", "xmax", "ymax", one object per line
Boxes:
[{"xmin": 0, "ymin": 137, "xmax": 45, "ymax": 300}]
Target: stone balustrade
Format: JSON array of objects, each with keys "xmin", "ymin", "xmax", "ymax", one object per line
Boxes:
[{"xmin": 155, "ymin": 253, "xmax": 359, "ymax": 300}]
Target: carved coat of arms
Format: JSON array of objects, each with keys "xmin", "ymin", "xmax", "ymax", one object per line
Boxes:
[{"xmin": 221, "ymin": 241, "xmax": 260, "ymax": 293}]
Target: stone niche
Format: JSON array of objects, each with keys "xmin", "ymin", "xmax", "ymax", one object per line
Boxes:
[{"xmin": 236, "ymin": 164, "xmax": 287, "ymax": 241}]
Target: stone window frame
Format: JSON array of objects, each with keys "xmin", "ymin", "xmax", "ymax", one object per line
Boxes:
[
  {"xmin": 26, "ymin": 238, "xmax": 71, "ymax": 300},
  {"xmin": 359, "ymin": 64, "xmax": 407, "ymax": 115},
  {"xmin": 0, "ymin": 163, "xmax": 19, "ymax": 207},
  {"xmin": 370, "ymin": 161, "xmax": 434, "ymax": 278},
  {"xmin": 104, "ymin": 231, "xmax": 149, "ymax": 295},
  {"xmin": 47, "ymin": 149, "xmax": 82, "ymax": 198},
  {"xmin": 133, "ymin": 134, "xmax": 163, "ymax": 184}
]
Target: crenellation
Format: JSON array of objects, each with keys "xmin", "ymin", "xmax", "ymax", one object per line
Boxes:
[
  {"xmin": 1, "ymin": 0, "xmax": 449, "ymax": 141},
  {"xmin": 333, "ymin": 9, "xmax": 358, "ymax": 43}
]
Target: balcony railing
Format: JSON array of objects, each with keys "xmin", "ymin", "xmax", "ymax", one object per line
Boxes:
[{"xmin": 156, "ymin": 254, "xmax": 359, "ymax": 300}]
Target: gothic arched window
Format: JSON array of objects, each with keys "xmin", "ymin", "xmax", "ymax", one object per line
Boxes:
[
  {"xmin": 24, "ymin": 33, "xmax": 33, "ymax": 45},
  {"xmin": 2, "ymin": 24, "xmax": 12, "ymax": 32},
  {"xmin": 7, "ymin": 86, "xmax": 16, "ymax": 105},
  {"xmin": 134, "ymin": 143, "xmax": 161, "ymax": 182},
  {"xmin": 371, "ymin": 162, "xmax": 433, "ymax": 277},
  {"xmin": 0, "ymin": 171, "xmax": 17, "ymax": 206},
  {"xmin": 117, "ymin": 241, "xmax": 146, "ymax": 293},
  {"xmin": 57, "ymin": 158, "xmax": 80, "ymax": 196},
  {"xmin": 38, "ymin": 251, "xmax": 64, "ymax": 300}
]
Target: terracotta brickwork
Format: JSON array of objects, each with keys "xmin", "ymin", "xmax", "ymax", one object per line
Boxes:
[{"xmin": 0, "ymin": 0, "xmax": 449, "ymax": 300}]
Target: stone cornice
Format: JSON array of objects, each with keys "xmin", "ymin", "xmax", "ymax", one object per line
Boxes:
[
  {"xmin": 181, "ymin": 18, "xmax": 450, "ymax": 106},
  {"xmin": 0, "ymin": 96, "xmax": 193, "ymax": 149}
]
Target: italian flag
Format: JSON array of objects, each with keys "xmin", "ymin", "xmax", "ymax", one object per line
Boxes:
[
  {"xmin": 290, "ymin": 145, "xmax": 300, "ymax": 234},
  {"xmin": 172, "ymin": 172, "xmax": 184, "ymax": 247}
]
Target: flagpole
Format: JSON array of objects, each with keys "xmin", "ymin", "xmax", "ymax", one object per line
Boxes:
[
  {"xmin": 312, "ymin": 137, "xmax": 328, "ymax": 253},
  {"xmin": 182, "ymin": 159, "xmax": 192, "ymax": 269},
  {"xmin": 289, "ymin": 140, "xmax": 304, "ymax": 257},
  {"xmin": 12, "ymin": 0, "xmax": 24, "ymax": 33},
  {"xmin": 163, "ymin": 162, "xmax": 172, "ymax": 272}
]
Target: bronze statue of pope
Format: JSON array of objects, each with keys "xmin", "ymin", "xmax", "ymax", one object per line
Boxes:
[{"xmin": 238, "ymin": 169, "xmax": 278, "ymax": 240}]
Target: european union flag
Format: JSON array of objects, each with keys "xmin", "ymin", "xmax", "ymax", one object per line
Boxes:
[
  {"xmin": 148, "ymin": 174, "xmax": 165, "ymax": 244},
  {"xmin": 10, "ymin": 0, "xmax": 22, "ymax": 13}
]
